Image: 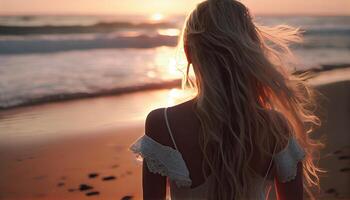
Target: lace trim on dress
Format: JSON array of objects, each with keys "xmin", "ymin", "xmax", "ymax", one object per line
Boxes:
[
  {"xmin": 130, "ymin": 135, "xmax": 192, "ymax": 188},
  {"xmin": 273, "ymin": 137, "xmax": 305, "ymax": 183}
]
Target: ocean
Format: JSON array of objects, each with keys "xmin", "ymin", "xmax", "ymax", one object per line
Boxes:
[{"xmin": 0, "ymin": 15, "xmax": 349, "ymax": 109}]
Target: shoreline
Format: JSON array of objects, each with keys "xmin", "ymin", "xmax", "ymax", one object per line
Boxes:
[
  {"xmin": 1, "ymin": 64, "xmax": 349, "ymax": 111},
  {"xmin": 0, "ymin": 88, "xmax": 180, "ymax": 146},
  {"xmin": 0, "ymin": 79, "xmax": 182, "ymax": 110}
]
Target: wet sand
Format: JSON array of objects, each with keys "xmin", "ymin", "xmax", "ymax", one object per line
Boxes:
[{"xmin": 0, "ymin": 68, "xmax": 349, "ymax": 199}]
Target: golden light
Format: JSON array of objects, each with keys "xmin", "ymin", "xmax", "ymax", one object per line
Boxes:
[
  {"xmin": 147, "ymin": 71, "xmax": 156, "ymax": 78},
  {"xmin": 153, "ymin": 47, "xmax": 183, "ymax": 79},
  {"xmin": 157, "ymin": 28, "xmax": 180, "ymax": 36},
  {"xmin": 167, "ymin": 88, "xmax": 197, "ymax": 106},
  {"xmin": 168, "ymin": 58, "xmax": 179, "ymax": 76},
  {"xmin": 150, "ymin": 13, "xmax": 164, "ymax": 21}
]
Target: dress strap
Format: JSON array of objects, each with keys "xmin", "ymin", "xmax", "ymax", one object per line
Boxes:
[
  {"xmin": 263, "ymin": 143, "xmax": 277, "ymax": 182},
  {"xmin": 164, "ymin": 107, "xmax": 179, "ymax": 150},
  {"xmin": 261, "ymin": 143, "xmax": 277, "ymax": 200}
]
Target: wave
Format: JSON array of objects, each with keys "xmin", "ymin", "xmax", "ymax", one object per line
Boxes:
[
  {"xmin": 0, "ymin": 34, "xmax": 178, "ymax": 54},
  {"xmin": 1, "ymin": 65, "xmax": 349, "ymax": 110},
  {"xmin": 0, "ymin": 21, "xmax": 176, "ymax": 35},
  {"xmin": 1, "ymin": 32, "xmax": 349, "ymax": 55},
  {"xmin": 0, "ymin": 79, "xmax": 181, "ymax": 110},
  {"xmin": 2, "ymin": 23, "xmax": 348, "ymax": 36},
  {"xmin": 304, "ymin": 28, "xmax": 350, "ymax": 36}
]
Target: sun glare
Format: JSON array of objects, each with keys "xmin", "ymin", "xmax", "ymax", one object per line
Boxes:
[
  {"xmin": 150, "ymin": 13, "xmax": 164, "ymax": 21},
  {"xmin": 157, "ymin": 28, "xmax": 180, "ymax": 36},
  {"xmin": 167, "ymin": 88, "xmax": 196, "ymax": 106}
]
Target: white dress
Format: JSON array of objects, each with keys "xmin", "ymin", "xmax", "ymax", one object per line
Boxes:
[{"xmin": 130, "ymin": 108, "xmax": 305, "ymax": 200}]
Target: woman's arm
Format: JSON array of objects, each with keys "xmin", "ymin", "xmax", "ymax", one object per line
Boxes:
[
  {"xmin": 142, "ymin": 109, "xmax": 168, "ymax": 200},
  {"xmin": 274, "ymin": 162, "xmax": 304, "ymax": 200},
  {"xmin": 142, "ymin": 161, "xmax": 166, "ymax": 200}
]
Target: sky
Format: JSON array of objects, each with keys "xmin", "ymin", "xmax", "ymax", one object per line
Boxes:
[{"xmin": 0, "ymin": 0, "xmax": 349, "ymax": 16}]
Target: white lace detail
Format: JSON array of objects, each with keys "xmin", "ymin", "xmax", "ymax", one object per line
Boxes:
[
  {"xmin": 130, "ymin": 135, "xmax": 192, "ymax": 188},
  {"xmin": 274, "ymin": 137, "xmax": 305, "ymax": 183}
]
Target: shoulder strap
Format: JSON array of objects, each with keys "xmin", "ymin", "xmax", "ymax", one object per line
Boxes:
[
  {"xmin": 263, "ymin": 143, "xmax": 277, "ymax": 182},
  {"xmin": 261, "ymin": 143, "xmax": 277, "ymax": 199},
  {"xmin": 164, "ymin": 107, "xmax": 179, "ymax": 150}
]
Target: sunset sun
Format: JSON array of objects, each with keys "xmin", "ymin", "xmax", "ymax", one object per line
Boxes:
[{"xmin": 150, "ymin": 13, "xmax": 164, "ymax": 21}]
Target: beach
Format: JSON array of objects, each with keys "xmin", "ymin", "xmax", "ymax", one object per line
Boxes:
[
  {"xmin": 0, "ymin": 2, "xmax": 349, "ymax": 200},
  {"xmin": 0, "ymin": 88, "xmax": 194, "ymax": 200},
  {"xmin": 0, "ymin": 67, "xmax": 349, "ymax": 199},
  {"xmin": 0, "ymin": 125, "xmax": 143, "ymax": 200},
  {"xmin": 310, "ymin": 68, "xmax": 350, "ymax": 199}
]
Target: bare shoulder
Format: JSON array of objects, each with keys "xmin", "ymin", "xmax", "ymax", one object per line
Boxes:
[
  {"xmin": 145, "ymin": 108, "xmax": 167, "ymax": 143},
  {"xmin": 144, "ymin": 99, "xmax": 197, "ymax": 147}
]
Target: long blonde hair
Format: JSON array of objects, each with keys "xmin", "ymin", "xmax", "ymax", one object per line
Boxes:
[{"xmin": 180, "ymin": 0, "xmax": 322, "ymax": 199}]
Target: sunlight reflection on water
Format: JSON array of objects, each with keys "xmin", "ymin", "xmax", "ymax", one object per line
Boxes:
[{"xmin": 0, "ymin": 46, "xmax": 187, "ymax": 108}]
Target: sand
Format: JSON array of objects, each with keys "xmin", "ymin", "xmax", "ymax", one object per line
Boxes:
[
  {"xmin": 0, "ymin": 126, "xmax": 143, "ymax": 200},
  {"xmin": 312, "ymin": 69, "xmax": 350, "ymax": 199},
  {"xmin": 0, "ymin": 90, "xmax": 175, "ymax": 200},
  {"xmin": 0, "ymin": 68, "xmax": 349, "ymax": 200}
]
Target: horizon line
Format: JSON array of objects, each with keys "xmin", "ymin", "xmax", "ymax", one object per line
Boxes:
[{"xmin": 0, "ymin": 12, "xmax": 349, "ymax": 17}]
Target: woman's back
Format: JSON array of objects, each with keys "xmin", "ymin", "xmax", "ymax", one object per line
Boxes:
[
  {"xmin": 145, "ymin": 99, "xmax": 278, "ymax": 186},
  {"xmin": 161, "ymin": 100, "xmax": 207, "ymax": 188},
  {"xmin": 130, "ymin": 0, "xmax": 321, "ymax": 199},
  {"xmin": 131, "ymin": 101, "xmax": 306, "ymax": 199}
]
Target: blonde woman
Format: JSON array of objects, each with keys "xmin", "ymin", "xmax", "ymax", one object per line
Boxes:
[{"xmin": 131, "ymin": 0, "xmax": 322, "ymax": 199}]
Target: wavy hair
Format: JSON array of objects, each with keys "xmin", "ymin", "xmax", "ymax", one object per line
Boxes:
[{"xmin": 180, "ymin": 0, "xmax": 323, "ymax": 199}]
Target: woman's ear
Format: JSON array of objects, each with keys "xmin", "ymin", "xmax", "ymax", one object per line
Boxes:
[{"xmin": 184, "ymin": 44, "xmax": 192, "ymax": 64}]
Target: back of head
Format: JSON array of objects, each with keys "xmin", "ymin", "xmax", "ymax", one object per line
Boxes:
[{"xmin": 181, "ymin": 0, "xmax": 322, "ymax": 199}]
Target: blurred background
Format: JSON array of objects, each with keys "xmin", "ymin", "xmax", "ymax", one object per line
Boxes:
[{"xmin": 0, "ymin": 0, "xmax": 349, "ymax": 199}]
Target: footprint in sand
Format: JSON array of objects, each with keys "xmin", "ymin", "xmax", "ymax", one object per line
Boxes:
[
  {"xmin": 121, "ymin": 195, "xmax": 133, "ymax": 200},
  {"xmin": 86, "ymin": 191, "xmax": 100, "ymax": 196},
  {"xmin": 338, "ymin": 155, "xmax": 350, "ymax": 160},
  {"xmin": 333, "ymin": 150, "xmax": 342, "ymax": 154},
  {"xmin": 57, "ymin": 182, "xmax": 65, "ymax": 187},
  {"xmin": 339, "ymin": 167, "xmax": 350, "ymax": 172},
  {"xmin": 325, "ymin": 188, "xmax": 339, "ymax": 197},
  {"xmin": 325, "ymin": 188, "xmax": 335, "ymax": 193},
  {"xmin": 102, "ymin": 176, "xmax": 117, "ymax": 181},
  {"xmin": 16, "ymin": 156, "xmax": 35, "ymax": 162},
  {"xmin": 88, "ymin": 173, "xmax": 99, "ymax": 179},
  {"xmin": 79, "ymin": 184, "xmax": 94, "ymax": 191}
]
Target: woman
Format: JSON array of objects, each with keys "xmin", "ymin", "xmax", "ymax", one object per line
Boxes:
[{"xmin": 131, "ymin": 0, "xmax": 322, "ymax": 199}]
